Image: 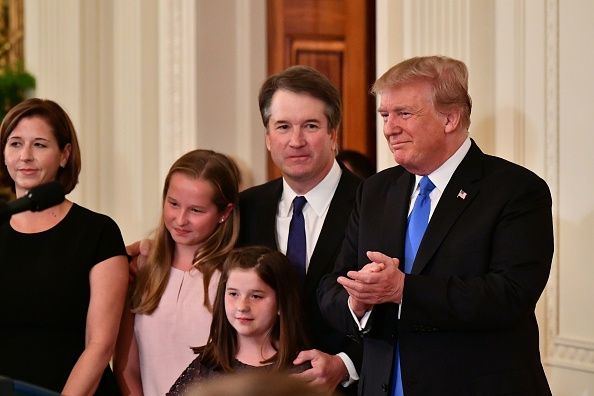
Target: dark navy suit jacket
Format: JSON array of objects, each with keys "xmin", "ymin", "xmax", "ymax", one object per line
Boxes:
[{"xmin": 319, "ymin": 141, "xmax": 553, "ymax": 396}]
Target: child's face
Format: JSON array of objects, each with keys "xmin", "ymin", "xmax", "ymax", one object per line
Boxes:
[
  {"xmin": 225, "ymin": 268, "xmax": 278, "ymax": 343},
  {"xmin": 163, "ymin": 173, "xmax": 222, "ymax": 250}
]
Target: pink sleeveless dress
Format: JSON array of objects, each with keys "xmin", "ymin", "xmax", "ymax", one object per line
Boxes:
[{"xmin": 134, "ymin": 267, "xmax": 220, "ymax": 396}]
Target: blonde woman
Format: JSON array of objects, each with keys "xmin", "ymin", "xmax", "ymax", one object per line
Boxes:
[{"xmin": 114, "ymin": 149, "xmax": 240, "ymax": 396}]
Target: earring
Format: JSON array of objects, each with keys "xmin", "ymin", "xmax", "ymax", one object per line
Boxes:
[{"xmin": 219, "ymin": 217, "xmax": 225, "ymax": 223}]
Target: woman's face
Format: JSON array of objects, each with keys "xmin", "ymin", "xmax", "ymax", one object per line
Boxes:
[
  {"xmin": 3, "ymin": 116, "xmax": 70, "ymax": 197},
  {"xmin": 163, "ymin": 172, "xmax": 228, "ymax": 250},
  {"xmin": 225, "ymin": 268, "xmax": 278, "ymax": 345}
]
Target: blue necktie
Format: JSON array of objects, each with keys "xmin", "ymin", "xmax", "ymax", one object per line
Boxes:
[
  {"xmin": 404, "ymin": 176, "xmax": 436, "ymax": 273},
  {"xmin": 286, "ymin": 196, "xmax": 307, "ymax": 281},
  {"xmin": 392, "ymin": 176, "xmax": 435, "ymax": 396}
]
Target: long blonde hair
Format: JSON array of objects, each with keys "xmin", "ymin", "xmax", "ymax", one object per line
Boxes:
[{"xmin": 131, "ymin": 149, "xmax": 240, "ymax": 314}]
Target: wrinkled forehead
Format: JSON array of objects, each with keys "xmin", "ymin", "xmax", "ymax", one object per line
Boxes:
[
  {"xmin": 377, "ymin": 81, "xmax": 435, "ymax": 109},
  {"xmin": 269, "ymin": 90, "xmax": 330, "ymax": 123}
]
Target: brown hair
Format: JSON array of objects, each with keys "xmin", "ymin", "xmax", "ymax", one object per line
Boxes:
[
  {"xmin": 372, "ymin": 55, "xmax": 472, "ymax": 130},
  {"xmin": 0, "ymin": 98, "xmax": 81, "ymax": 193},
  {"xmin": 196, "ymin": 246, "xmax": 308, "ymax": 372},
  {"xmin": 258, "ymin": 65, "xmax": 341, "ymax": 130},
  {"xmin": 131, "ymin": 149, "xmax": 241, "ymax": 314}
]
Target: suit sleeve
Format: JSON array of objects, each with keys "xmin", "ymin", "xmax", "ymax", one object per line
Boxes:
[{"xmin": 317, "ymin": 183, "xmax": 365, "ymax": 338}]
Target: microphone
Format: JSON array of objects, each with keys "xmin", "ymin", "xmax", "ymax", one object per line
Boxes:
[{"xmin": 0, "ymin": 181, "xmax": 65, "ymax": 222}]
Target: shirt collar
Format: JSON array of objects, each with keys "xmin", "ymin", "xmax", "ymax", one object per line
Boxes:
[
  {"xmin": 281, "ymin": 160, "xmax": 342, "ymax": 217},
  {"xmin": 414, "ymin": 137, "xmax": 471, "ymax": 192}
]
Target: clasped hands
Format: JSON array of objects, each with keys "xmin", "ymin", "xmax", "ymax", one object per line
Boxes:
[{"xmin": 337, "ymin": 251, "xmax": 405, "ymax": 318}]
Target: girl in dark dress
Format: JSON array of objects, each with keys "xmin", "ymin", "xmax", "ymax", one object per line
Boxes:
[{"xmin": 167, "ymin": 246, "xmax": 310, "ymax": 395}]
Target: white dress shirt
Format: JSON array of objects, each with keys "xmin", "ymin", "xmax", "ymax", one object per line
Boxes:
[
  {"xmin": 277, "ymin": 160, "xmax": 359, "ymax": 385},
  {"xmin": 277, "ymin": 160, "xmax": 342, "ymax": 270}
]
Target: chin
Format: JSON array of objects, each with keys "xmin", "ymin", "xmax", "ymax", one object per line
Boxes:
[
  {"xmin": 284, "ymin": 168, "xmax": 312, "ymax": 181},
  {"xmin": 393, "ymin": 154, "xmax": 406, "ymax": 166}
]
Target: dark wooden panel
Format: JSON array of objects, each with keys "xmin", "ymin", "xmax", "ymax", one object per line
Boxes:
[
  {"xmin": 291, "ymin": 39, "xmax": 344, "ymax": 97},
  {"xmin": 283, "ymin": 0, "xmax": 345, "ymax": 36},
  {"xmin": 267, "ymin": 0, "xmax": 376, "ymax": 180}
]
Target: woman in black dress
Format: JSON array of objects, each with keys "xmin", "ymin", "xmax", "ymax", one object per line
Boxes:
[{"xmin": 0, "ymin": 99, "xmax": 128, "ymax": 394}]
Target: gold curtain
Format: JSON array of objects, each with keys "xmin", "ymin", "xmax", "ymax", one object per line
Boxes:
[
  {"xmin": 0, "ymin": 0, "xmax": 24, "ymax": 199},
  {"xmin": 0, "ymin": 0, "xmax": 24, "ymax": 69}
]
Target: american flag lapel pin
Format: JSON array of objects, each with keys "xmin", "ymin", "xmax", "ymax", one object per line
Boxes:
[{"xmin": 457, "ymin": 189, "xmax": 467, "ymax": 200}]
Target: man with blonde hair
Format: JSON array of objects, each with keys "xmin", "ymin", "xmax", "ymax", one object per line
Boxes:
[{"xmin": 319, "ymin": 56, "xmax": 553, "ymax": 396}]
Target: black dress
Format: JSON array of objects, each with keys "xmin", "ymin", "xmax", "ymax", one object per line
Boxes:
[
  {"xmin": 0, "ymin": 204, "xmax": 126, "ymax": 395},
  {"xmin": 167, "ymin": 356, "xmax": 311, "ymax": 396}
]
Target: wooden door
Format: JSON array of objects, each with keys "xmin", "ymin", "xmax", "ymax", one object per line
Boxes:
[{"xmin": 267, "ymin": 0, "xmax": 376, "ymax": 179}]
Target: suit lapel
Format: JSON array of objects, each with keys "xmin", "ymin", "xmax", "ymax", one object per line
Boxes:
[
  {"xmin": 412, "ymin": 141, "xmax": 484, "ymax": 275},
  {"xmin": 380, "ymin": 170, "xmax": 415, "ymax": 263},
  {"xmin": 258, "ymin": 180, "xmax": 283, "ymax": 250}
]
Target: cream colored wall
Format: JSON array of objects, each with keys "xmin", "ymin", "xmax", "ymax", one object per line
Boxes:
[
  {"xmin": 551, "ymin": 1, "xmax": 594, "ymax": 392},
  {"xmin": 24, "ymin": 0, "xmax": 267, "ymax": 243},
  {"xmin": 24, "ymin": 0, "xmax": 593, "ymax": 393}
]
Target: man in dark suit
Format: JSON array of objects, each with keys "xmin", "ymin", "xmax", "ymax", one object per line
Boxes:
[
  {"xmin": 239, "ymin": 65, "xmax": 361, "ymax": 393},
  {"xmin": 318, "ymin": 56, "xmax": 553, "ymax": 396}
]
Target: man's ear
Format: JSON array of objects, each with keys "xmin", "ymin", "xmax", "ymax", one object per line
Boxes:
[
  {"xmin": 329, "ymin": 127, "xmax": 338, "ymax": 153},
  {"xmin": 443, "ymin": 109, "xmax": 462, "ymax": 133},
  {"xmin": 265, "ymin": 130, "xmax": 272, "ymax": 152}
]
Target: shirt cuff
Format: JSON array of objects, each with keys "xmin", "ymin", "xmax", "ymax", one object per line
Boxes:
[
  {"xmin": 348, "ymin": 296, "xmax": 372, "ymax": 330},
  {"xmin": 336, "ymin": 352, "xmax": 359, "ymax": 387}
]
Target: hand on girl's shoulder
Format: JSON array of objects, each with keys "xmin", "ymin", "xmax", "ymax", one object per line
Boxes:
[
  {"xmin": 288, "ymin": 359, "xmax": 313, "ymax": 374},
  {"xmin": 126, "ymin": 238, "xmax": 153, "ymax": 280}
]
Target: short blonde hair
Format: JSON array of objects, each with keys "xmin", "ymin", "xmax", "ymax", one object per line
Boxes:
[{"xmin": 372, "ymin": 56, "xmax": 472, "ymax": 129}]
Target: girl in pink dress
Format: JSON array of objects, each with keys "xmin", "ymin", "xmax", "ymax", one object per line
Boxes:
[{"xmin": 114, "ymin": 150, "xmax": 240, "ymax": 396}]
